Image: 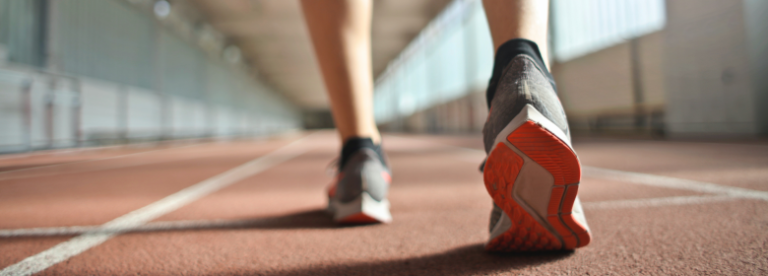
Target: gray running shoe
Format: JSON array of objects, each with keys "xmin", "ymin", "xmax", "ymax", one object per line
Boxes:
[
  {"xmin": 482, "ymin": 50, "xmax": 591, "ymax": 252},
  {"xmin": 327, "ymin": 148, "xmax": 392, "ymax": 224}
]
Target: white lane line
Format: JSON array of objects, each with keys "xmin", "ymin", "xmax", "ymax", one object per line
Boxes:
[
  {"xmin": 0, "ymin": 137, "xmax": 216, "ymax": 162},
  {"xmin": 0, "ymin": 225, "xmax": 97, "ymax": 238},
  {"xmin": 0, "ymin": 144, "xmax": 203, "ymax": 182},
  {"xmin": 0, "ymin": 220, "xmax": 242, "ymax": 238},
  {"xmin": 582, "ymin": 195, "xmax": 738, "ymax": 210},
  {"xmin": 582, "ymin": 166, "xmax": 768, "ymax": 201},
  {"xmin": 0, "ymin": 215, "xmax": 317, "ymax": 238},
  {"xmin": 393, "ymin": 136, "xmax": 768, "ymax": 202},
  {"xmin": 0, "ymin": 133, "xmax": 315, "ymax": 276}
]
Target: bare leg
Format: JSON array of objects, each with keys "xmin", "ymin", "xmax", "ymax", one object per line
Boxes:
[
  {"xmin": 300, "ymin": 0, "xmax": 380, "ymax": 144},
  {"xmin": 482, "ymin": 0, "xmax": 550, "ymax": 64}
]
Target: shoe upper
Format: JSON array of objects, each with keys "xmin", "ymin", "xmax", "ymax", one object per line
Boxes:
[
  {"xmin": 482, "ymin": 55, "xmax": 570, "ymax": 154},
  {"xmin": 329, "ymin": 148, "xmax": 391, "ymax": 203}
]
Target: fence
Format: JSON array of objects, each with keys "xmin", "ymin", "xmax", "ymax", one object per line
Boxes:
[
  {"xmin": 372, "ymin": 0, "xmax": 668, "ymax": 134},
  {"xmin": 0, "ymin": 65, "xmax": 300, "ymax": 153}
]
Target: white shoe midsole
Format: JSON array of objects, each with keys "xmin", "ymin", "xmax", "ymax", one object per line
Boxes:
[{"xmin": 329, "ymin": 192, "xmax": 392, "ymax": 223}]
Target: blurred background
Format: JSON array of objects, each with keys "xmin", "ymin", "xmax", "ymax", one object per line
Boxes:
[{"xmin": 0, "ymin": 0, "xmax": 766, "ymax": 153}]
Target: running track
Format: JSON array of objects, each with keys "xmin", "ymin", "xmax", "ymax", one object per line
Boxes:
[{"xmin": 1, "ymin": 131, "xmax": 767, "ymax": 275}]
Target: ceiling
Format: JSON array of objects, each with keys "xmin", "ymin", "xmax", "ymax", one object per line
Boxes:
[{"xmin": 188, "ymin": 0, "xmax": 453, "ymax": 110}]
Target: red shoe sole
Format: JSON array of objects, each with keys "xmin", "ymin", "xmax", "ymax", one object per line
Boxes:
[
  {"xmin": 336, "ymin": 212, "xmax": 381, "ymax": 224},
  {"xmin": 484, "ymin": 120, "xmax": 591, "ymax": 251}
]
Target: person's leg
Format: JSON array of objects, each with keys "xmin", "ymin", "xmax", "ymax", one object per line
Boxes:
[
  {"xmin": 300, "ymin": 0, "xmax": 380, "ymax": 145},
  {"xmin": 483, "ymin": 0, "xmax": 549, "ymax": 62},
  {"xmin": 480, "ymin": 0, "xmax": 592, "ymax": 252},
  {"xmin": 482, "ymin": 0, "xmax": 554, "ymax": 106},
  {"xmin": 300, "ymin": 0, "xmax": 391, "ymax": 224}
]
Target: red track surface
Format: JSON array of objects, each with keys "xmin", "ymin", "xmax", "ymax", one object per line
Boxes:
[{"xmin": 1, "ymin": 131, "xmax": 767, "ymax": 275}]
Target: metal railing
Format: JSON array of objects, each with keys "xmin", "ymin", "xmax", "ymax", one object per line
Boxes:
[{"xmin": 0, "ymin": 64, "xmax": 300, "ymax": 154}]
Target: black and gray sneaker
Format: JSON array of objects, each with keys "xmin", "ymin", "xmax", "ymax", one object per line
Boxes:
[
  {"xmin": 482, "ymin": 39, "xmax": 591, "ymax": 252},
  {"xmin": 327, "ymin": 138, "xmax": 392, "ymax": 224}
]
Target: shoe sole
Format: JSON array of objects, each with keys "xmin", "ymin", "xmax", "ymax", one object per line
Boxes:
[
  {"xmin": 484, "ymin": 104, "xmax": 591, "ymax": 251},
  {"xmin": 329, "ymin": 192, "xmax": 392, "ymax": 224}
]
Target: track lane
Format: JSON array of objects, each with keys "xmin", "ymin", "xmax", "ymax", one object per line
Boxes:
[
  {"xmin": 0, "ymin": 137, "xmax": 309, "ymax": 275},
  {"xmin": 573, "ymin": 138, "xmax": 768, "ymax": 192},
  {"xmin": 1, "ymin": 134, "xmax": 313, "ymax": 276},
  {"xmin": 0, "ymin": 143, "xmax": 209, "ymax": 182},
  {"xmin": 1, "ymin": 133, "xmax": 767, "ymax": 275},
  {"xmin": 0, "ymin": 141, "xmax": 297, "ymax": 229}
]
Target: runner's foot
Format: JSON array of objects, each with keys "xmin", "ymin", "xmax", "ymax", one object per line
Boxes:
[
  {"xmin": 482, "ymin": 39, "xmax": 591, "ymax": 251},
  {"xmin": 327, "ymin": 138, "xmax": 392, "ymax": 224}
]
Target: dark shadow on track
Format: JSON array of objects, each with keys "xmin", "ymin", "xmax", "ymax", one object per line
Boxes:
[
  {"xmin": 150, "ymin": 209, "xmax": 383, "ymax": 231},
  {"xmin": 228, "ymin": 244, "xmax": 573, "ymax": 276},
  {"xmin": 160, "ymin": 209, "xmax": 339, "ymax": 231}
]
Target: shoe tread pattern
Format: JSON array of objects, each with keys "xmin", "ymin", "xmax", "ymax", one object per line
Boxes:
[
  {"xmin": 484, "ymin": 142, "xmax": 563, "ymax": 252},
  {"xmin": 506, "ymin": 121, "xmax": 591, "ymax": 249}
]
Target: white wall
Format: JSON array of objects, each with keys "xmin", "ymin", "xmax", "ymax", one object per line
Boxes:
[{"xmin": 663, "ymin": 0, "xmax": 758, "ymax": 136}]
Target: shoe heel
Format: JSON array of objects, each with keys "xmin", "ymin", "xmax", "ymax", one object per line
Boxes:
[
  {"xmin": 485, "ymin": 104, "xmax": 591, "ymax": 251},
  {"xmin": 331, "ymin": 192, "xmax": 392, "ymax": 224}
]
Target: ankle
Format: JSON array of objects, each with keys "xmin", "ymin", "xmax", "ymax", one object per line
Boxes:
[
  {"xmin": 485, "ymin": 39, "xmax": 553, "ymax": 107},
  {"xmin": 339, "ymin": 137, "xmax": 388, "ymax": 170}
]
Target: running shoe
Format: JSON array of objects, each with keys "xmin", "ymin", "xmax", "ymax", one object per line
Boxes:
[
  {"xmin": 327, "ymin": 139, "xmax": 392, "ymax": 224},
  {"xmin": 482, "ymin": 39, "xmax": 591, "ymax": 251}
]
